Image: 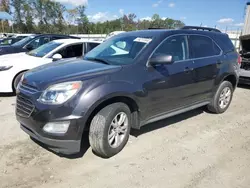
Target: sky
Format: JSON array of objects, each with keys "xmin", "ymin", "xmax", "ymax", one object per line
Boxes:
[{"xmin": 55, "ymin": 0, "xmax": 248, "ymax": 30}]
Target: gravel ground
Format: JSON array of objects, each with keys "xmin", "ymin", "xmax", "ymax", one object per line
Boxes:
[{"xmin": 1, "ymin": 86, "xmax": 250, "ymax": 188}]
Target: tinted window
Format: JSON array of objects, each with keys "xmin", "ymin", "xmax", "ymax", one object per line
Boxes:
[
  {"xmin": 152, "ymin": 35, "xmax": 188, "ymax": 61},
  {"xmin": 56, "ymin": 44, "xmax": 83, "ymax": 58},
  {"xmin": 27, "ymin": 36, "xmax": 51, "ymax": 50},
  {"xmin": 217, "ymin": 35, "xmax": 235, "ymax": 53},
  {"xmin": 189, "ymin": 35, "xmax": 221, "ymax": 58},
  {"xmin": 27, "ymin": 41, "xmax": 62, "ymax": 57},
  {"xmin": 87, "ymin": 43, "xmax": 100, "ymax": 52},
  {"xmin": 213, "ymin": 41, "xmax": 221, "ymax": 55},
  {"xmin": 12, "ymin": 35, "xmax": 36, "ymax": 47}
]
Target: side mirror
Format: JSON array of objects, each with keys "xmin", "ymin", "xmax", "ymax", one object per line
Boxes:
[
  {"xmin": 52, "ymin": 54, "xmax": 62, "ymax": 61},
  {"xmin": 25, "ymin": 44, "xmax": 34, "ymax": 51},
  {"xmin": 149, "ymin": 55, "xmax": 174, "ymax": 65}
]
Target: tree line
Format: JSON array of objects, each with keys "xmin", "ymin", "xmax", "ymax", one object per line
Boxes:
[{"xmin": 0, "ymin": 0, "xmax": 185, "ymax": 34}]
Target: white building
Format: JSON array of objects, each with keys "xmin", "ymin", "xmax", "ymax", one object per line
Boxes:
[{"xmin": 243, "ymin": 2, "xmax": 250, "ymax": 35}]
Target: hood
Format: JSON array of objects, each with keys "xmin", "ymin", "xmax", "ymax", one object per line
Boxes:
[
  {"xmin": 0, "ymin": 52, "xmax": 50, "ymax": 68},
  {"xmin": 24, "ymin": 59, "xmax": 122, "ymax": 90},
  {"xmin": 0, "ymin": 45, "xmax": 24, "ymax": 55},
  {"xmin": 0, "ymin": 53, "xmax": 27, "ymax": 65}
]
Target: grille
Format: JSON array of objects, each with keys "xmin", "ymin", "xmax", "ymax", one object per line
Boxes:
[
  {"xmin": 19, "ymin": 83, "xmax": 38, "ymax": 94},
  {"xmin": 16, "ymin": 95, "xmax": 35, "ymax": 118}
]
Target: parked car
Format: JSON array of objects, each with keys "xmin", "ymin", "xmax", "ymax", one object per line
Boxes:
[
  {"xmin": 0, "ymin": 35, "xmax": 27, "ymax": 45},
  {"xmin": 238, "ymin": 34, "xmax": 250, "ymax": 84},
  {"xmin": 0, "ymin": 34, "xmax": 79, "ymax": 56},
  {"xmin": 0, "ymin": 39, "xmax": 101, "ymax": 93},
  {"xmin": 16, "ymin": 26, "xmax": 240, "ymax": 158}
]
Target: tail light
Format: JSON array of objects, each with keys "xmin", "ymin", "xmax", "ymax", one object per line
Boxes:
[{"xmin": 238, "ymin": 55, "xmax": 242, "ymax": 65}]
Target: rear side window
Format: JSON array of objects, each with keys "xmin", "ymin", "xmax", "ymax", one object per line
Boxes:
[
  {"xmin": 216, "ymin": 34, "xmax": 235, "ymax": 53},
  {"xmin": 189, "ymin": 35, "xmax": 221, "ymax": 58},
  {"xmin": 86, "ymin": 42, "xmax": 100, "ymax": 53},
  {"xmin": 213, "ymin": 41, "xmax": 221, "ymax": 55}
]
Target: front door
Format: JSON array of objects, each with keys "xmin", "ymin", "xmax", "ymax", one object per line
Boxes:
[{"xmin": 144, "ymin": 35, "xmax": 196, "ymax": 119}]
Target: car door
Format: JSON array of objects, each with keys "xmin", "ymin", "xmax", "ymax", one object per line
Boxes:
[
  {"xmin": 144, "ymin": 35, "xmax": 196, "ymax": 118},
  {"xmin": 188, "ymin": 35, "xmax": 222, "ymax": 102}
]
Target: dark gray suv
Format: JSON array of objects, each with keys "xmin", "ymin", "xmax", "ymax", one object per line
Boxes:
[{"xmin": 16, "ymin": 26, "xmax": 240, "ymax": 158}]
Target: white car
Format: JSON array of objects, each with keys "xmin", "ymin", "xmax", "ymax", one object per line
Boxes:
[{"xmin": 0, "ymin": 38, "xmax": 101, "ymax": 93}]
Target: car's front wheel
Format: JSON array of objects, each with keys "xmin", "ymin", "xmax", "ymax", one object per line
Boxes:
[
  {"xmin": 89, "ymin": 103, "xmax": 131, "ymax": 158},
  {"xmin": 13, "ymin": 72, "xmax": 25, "ymax": 93}
]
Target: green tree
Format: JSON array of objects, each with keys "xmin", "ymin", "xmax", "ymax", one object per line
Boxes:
[
  {"xmin": 11, "ymin": 0, "xmax": 26, "ymax": 32},
  {"xmin": 77, "ymin": 5, "xmax": 89, "ymax": 33},
  {"xmin": 0, "ymin": 0, "xmax": 11, "ymax": 32},
  {"xmin": 23, "ymin": 0, "xmax": 35, "ymax": 32}
]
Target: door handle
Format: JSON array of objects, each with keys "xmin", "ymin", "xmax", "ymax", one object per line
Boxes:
[
  {"xmin": 217, "ymin": 60, "xmax": 222, "ymax": 65},
  {"xmin": 184, "ymin": 67, "xmax": 193, "ymax": 73}
]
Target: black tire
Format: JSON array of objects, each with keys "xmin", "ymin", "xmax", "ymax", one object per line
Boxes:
[
  {"xmin": 13, "ymin": 72, "xmax": 25, "ymax": 93},
  {"xmin": 89, "ymin": 103, "xmax": 131, "ymax": 158},
  {"xmin": 207, "ymin": 81, "xmax": 233, "ymax": 114}
]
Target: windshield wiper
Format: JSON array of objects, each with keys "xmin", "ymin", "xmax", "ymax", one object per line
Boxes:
[{"xmin": 86, "ymin": 57, "xmax": 110, "ymax": 65}]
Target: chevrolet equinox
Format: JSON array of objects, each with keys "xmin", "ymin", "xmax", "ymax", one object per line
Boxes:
[{"xmin": 16, "ymin": 26, "xmax": 240, "ymax": 158}]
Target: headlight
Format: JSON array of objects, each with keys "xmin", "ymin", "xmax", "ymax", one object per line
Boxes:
[
  {"xmin": 0, "ymin": 65, "xmax": 13, "ymax": 71},
  {"xmin": 38, "ymin": 81, "xmax": 82, "ymax": 105}
]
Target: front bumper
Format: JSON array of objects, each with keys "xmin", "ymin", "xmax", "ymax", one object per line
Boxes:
[
  {"xmin": 15, "ymin": 87, "xmax": 87, "ymax": 155},
  {"xmin": 21, "ymin": 124, "xmax": 81, "ymax": 154}
]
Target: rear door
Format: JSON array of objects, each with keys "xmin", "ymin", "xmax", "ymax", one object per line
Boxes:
[{"xmin": 188, "ymin": 35, "xmax": 222, "ymax": 102}]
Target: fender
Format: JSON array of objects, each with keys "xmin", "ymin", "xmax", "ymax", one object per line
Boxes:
[
  {"xmin": 73, "ymin": 81, "xmax": 145, "ymax": 134},
  {"xmin": 213, "ymin": 60, "xmax": 239, "ymax": 93},
  {"xmin": 74, "ymin": 81, "xmax": 144, "ymax": 115}
]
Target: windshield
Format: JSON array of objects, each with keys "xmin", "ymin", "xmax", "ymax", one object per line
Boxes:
[
  {"xmin": 0, "ymin": 38, "xmax": 11, "ymax": 45},
  {"xmin": 27, "ymin": 41, "xmax": 62, "ymax": 58},
  {"xmin": 84, "ymin": 35, "xmax": 153, "ymax": 65},
  {"xmin": 12, "ymin": 35, "xmax": 35, "ymax": 47}
]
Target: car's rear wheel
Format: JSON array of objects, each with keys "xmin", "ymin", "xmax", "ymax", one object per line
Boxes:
[
  {"xmin": 13, "ymin": 72, "xmax": 25, "ymax": 94},
  {"xmin": 89, "ymin": 103, "xmax": 131, "ymax": 158},
  {"xmin": 207, "ymin": 81, "xmax": 233, "ymax": 114}
]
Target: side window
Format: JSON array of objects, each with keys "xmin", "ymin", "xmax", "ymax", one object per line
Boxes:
[
  {"xmin": 189, "ymin": 35, "xmax": 220, "ymax": 58},
  {"xmin": 56, "ymin": 44, "xmax": 83, "ymax": 58},
  {"xmin": 213, "ymin": 41, "xmax": 221, "ymax": 55},
  {"xmin": 87, "ymin": 43, "xmax": 100, "ymax": 52},
  {"xmin": 152, "ymin": 35, "xmax": 188, "ymax": 61},
  {"xmin": 27, "ymin": 37, "xmax": 50, "ymax": 49}
]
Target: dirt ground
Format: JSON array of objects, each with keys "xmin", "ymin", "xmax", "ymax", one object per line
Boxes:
[{"xmin": 1, "ymin": 86, "xmax": 250, "ymax": 188}]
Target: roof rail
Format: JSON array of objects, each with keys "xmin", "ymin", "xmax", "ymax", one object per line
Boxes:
[
  {"xmin": 148, "ymin": 27, "xmax": 167, "ymax": 30},
  {"xmin": 181, "ymin": 26, "xmax": 221, "ymax": 33}
]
